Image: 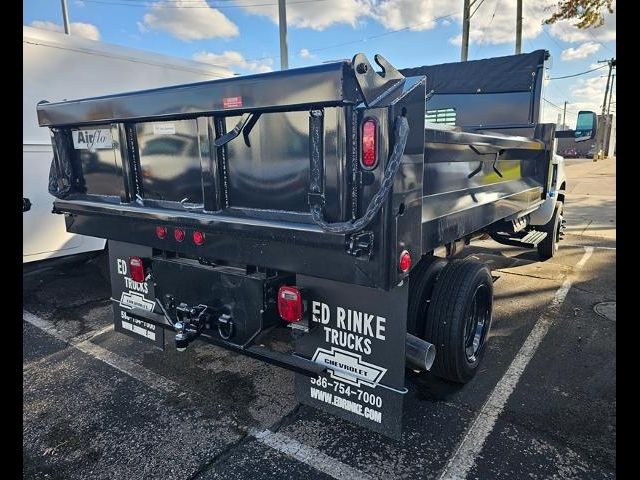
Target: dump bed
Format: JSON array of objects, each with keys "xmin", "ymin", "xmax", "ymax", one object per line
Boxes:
[{"xmin": 37, "ymin": 52, "xmax": 554, "ymax": 290}]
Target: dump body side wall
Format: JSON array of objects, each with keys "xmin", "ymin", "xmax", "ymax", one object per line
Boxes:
[{"xmin": 420, "ymin": 125, "xmax": 554, "ymax": 252}]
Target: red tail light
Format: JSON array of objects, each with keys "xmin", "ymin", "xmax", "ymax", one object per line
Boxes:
[
  {"xmin": 129, "ymin": 256, "xmax": 145, "ymax": 283},
  {"xmin": 156, "ymin": 226, "xmax": 167, "ymax": 239},
  {"xmin": 277, "ymin": 286, "xmax": 303, "ymax": 323},
  {"xmin": 361, "ymin": 118, "xmax": 377, "ymax": 169},
  {"xmin": 174, "ymin": 228, "xmax": 185, "ymax": 242},
  {"xmin": 399, "ymin": 250, "xmax": 412, "ymax": 273},
  {"xmin": 192, "ymin": 230, "xmax": 205, "ymax": 246}
]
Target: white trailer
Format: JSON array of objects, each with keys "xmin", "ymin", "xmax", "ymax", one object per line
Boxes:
[{"xmin": 23, "ymin": 25, "xmax": 231, "ymax": 263}]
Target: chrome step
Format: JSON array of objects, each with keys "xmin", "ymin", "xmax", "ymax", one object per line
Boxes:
[{"xmin": 508, "ymin": 230, "xmax": 548, "ymax": 248}]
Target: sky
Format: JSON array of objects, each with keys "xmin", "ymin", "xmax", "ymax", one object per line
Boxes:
[{"xmin": 23, "ymin": 0, "xmax": 616, "ymax": 126}]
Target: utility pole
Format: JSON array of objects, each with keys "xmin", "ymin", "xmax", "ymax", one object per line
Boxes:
[
  {"xmin": 278, "ymin": 0, "xmax": 289, "ymax": 70},
  {"xmin": 593, "ymin": 58, "xmax": 615, "ymax": 161},
  {"xmin": 562, "ymin": 101, "xmax": 567, "ymax": 130},
  {"xmin": 515, "ymin": 0, "xmax": 522, "ymax": 54},
  {"xmin": 61, "ymin": 0, "xmax": 70, "ymax": 34},
  {"xmin": 606, "ymin": 74, "xmax": 615, "ymax": 115},
  {"xmin": 461, "ymin": 0, "xmax": 470, "ymax": 61}
]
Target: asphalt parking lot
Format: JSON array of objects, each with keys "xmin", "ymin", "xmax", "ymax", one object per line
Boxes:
[{"xmin": 23, "ymin": 158, "xmax": 616, "ymax": 480}]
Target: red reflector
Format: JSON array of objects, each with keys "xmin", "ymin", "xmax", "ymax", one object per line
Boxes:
[
  {"xmin": 156, "ymin": 226, "xmax": 167, "ymax": 239},
  {"xmin": 361, "ymin": 119, "xmax": 377, "ymax": 168},
  {"xmin": 174, "ymin": 228, "xmax": 185, "ymax": 242},
  {"xmin": 192, "ymin": 230, "xmax": 205, "ymax": 246},
  {"xmin": 129, "ymin": 256, "xmax": 145, "ymax": 283},
  {"xmin": 277, "ymin": 286, "xmax": 303, "ymax": 323},
  {"xmin": 399, "ymin": 250, "xmax": 412, "ymax": 273}
]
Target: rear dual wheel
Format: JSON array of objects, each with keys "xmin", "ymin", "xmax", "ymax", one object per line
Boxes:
[{"xmin": 409, "ymin": 257, "xmax": 493, "ymax": 384}]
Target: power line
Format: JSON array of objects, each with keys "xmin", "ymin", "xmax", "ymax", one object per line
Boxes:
[
  {"xmin": 470, "ymin": 0, "xmax": 488, "ymax": 18},
  {"xmin": 244, "ymin": 11, "xmax": 459, "ymax": 63},
  {"xmin": 547, "ymin": 64, "xmax": 608, "ymax": 80},
  {"xmin": 473, "ymin": 0, "xmax": 500, "ymax": 56},
  {"xmin": 81, "ymin": 0, "xmax": 327, "ymax": 8},
  {"xmin": 543, "ymin": 98, "xmax": 579, "ymax": 114},
  {"xmin": 586, "ymin": 27, "xmax": 615, "ymax": 53}
]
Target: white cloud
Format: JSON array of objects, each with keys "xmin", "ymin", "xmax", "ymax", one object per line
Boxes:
[
  {"xmin": 549, "ymin": 18, "xmax": 616, "ymax": 43},
  {"xmin": 561, "ymin": 42, "xmax": 601, "ymax": 61},
  {"xmin": 193, "ymin": 50, "xmax": 273, "ymax": 74},
  {"xmin": 372, "ymin": 0, "xmax": 456, "ymax": 31},
  {"xmin": 299, "ymin": 48, "xmax": 315, "ymax": 59},
  {"xmin": 573, "ymin": 75, "xmax": 610, "ymax": 100},
  {"xmin": 74, "ymin": 0, "xmax": 85, "ymax": 7},
  {"xmin": 239, "ymin": 0, "xmax": 369, "ymax": 31},
  {"xmin": 30, "ymin": 20, "xmax": 100, "ymax": 40},
  {"xmin": 548, "ymin": 3, "xmax": 616, "ymax": 43},
  {"xmin": 545, "ymin": 75, "xmax": 616, "ymax": 125},
  {"xmin": 449, "ymin": 0, "xmax": 561, "ymax": 46},
  {"xmin": 241, "ymin": 0, "xmax": 556, "ymax": 46},
  {"xmin": 142, "ymin": 0, "xmax": 238, "ymax": 41}
]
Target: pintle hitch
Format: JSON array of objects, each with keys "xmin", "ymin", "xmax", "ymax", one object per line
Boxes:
[
  {"xmin": 174, "ymin": 303, "xmax": 236, "ymax": 351},
  {"xmin": 174, "ymin": 303, "xmax": 209, "ymax": 351}
]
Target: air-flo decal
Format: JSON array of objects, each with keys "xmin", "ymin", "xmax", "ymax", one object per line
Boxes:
[
  {"xmin": 72, "ymin": 129, "xmax": 113, "ymax": 151},
  {"xmin": 312, "ymin": 347, "xmax": 387, "ymax": 388}
]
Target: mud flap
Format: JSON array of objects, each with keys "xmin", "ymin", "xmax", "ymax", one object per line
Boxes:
[
  {"xmin": 108, "ymin": 240, "xmax": 164, "ymax": 349},
  {"xmin": 295, "ymin": 275, "xmax": 408, "ymax": 439}
]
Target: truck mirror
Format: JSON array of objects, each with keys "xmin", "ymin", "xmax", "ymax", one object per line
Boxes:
[{"xmin": 575, "ymin": 111, "xmax": 597, "ymax": 142}]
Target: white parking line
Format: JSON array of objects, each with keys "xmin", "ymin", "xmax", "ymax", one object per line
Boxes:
[
  {"xmin": 438, "ymin": 247, "xmax": 593, "ymax": 480},
  {"xmin": 252, "ymin": 429, "xmax": 373, "ymax": 480},
  {"xmin": 563, "ymin": 243, "xmax": 616, "ymax": 251},
  {"xmin": 23, "ymin": 310, "xmax": 372, "ymax": 480},
  {"xmin": 23, "ymin": 310, "xmax": 181, "ymax": 395}
]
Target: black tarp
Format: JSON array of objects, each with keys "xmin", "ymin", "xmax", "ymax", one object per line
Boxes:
[{"xmin": 399, "ymin": 50, "xmax": 547, "ymax": 95}]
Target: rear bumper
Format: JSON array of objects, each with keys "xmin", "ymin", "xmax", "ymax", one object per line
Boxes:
[
  {"xmin": 57, "ymin": 198, "xmax": 392, "ymax": 289},
  {"xmin": 126, "ymin": 307, "xmax": 325, "ymax": 376}
]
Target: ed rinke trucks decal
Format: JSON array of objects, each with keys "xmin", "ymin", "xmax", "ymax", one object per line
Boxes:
[
  {"xmin": 109, "ymin": 242, "xmax": 164, "ymax": 349},
  {"xmin": 295, "ymin": 275, "xmax": 408, "ymax": 439}
]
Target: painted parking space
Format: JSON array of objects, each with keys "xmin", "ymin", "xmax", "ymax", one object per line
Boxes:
[{"xmin": 23, "ymin": 159, "xmax": 615, "ymax": 479}]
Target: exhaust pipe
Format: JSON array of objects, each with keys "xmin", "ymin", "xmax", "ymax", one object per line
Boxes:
[{"xmin": 406, "ymin": 333, "xmax": 436, "ymax": 371}]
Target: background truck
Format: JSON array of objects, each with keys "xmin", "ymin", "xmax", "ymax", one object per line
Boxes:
[
  {"xmin": 36, "ymin": 50, "xmax": 595, "ymax": 438},
  {"xmin": 23, "ymin": 25, "xmax": 231, "ymax": 263}
]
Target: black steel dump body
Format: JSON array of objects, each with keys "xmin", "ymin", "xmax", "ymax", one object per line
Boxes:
[{"xmin": 38, "ymin": 51, "xmax": 554, "ymax": 438}]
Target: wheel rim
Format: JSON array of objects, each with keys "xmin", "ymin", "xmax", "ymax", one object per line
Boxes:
[
  {"xmin": 463, "ymin": 284, "xmax": 492, "ymax": 364},
  {"xmin": 554, "ymin": 210, "xmax": 563, "ymax": 252}
]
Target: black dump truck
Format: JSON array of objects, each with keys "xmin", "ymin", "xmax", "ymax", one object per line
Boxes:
[{"xmin": 37, "ymin": 50, "xmax": 596, "ymax": 438}]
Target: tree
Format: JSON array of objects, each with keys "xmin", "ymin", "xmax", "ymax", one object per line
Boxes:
[{"xmin": 544, "ymin": 0, "xmax": 614, "ymax": 29}]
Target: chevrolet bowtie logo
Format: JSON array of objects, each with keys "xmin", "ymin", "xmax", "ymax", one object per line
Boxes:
[
  {"xmin": 312, "ymin": 347, "xmax": 387, "ymax": 388},
  {"xmin": 119, "ymin": 291, "xmax": 155, "ymax": 312}
]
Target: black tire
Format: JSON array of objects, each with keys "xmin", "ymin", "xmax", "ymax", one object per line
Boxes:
[
  {"xmin": 537, "ymin": 201, "xmax": 563, "ymax": 261},
  {"xmin": 407, "ymin": 256, "xmax": 448, "ymax": 338},
  {"xmin": 424, "ymin": 258, "xmax": 493, "ymax": 384}
]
